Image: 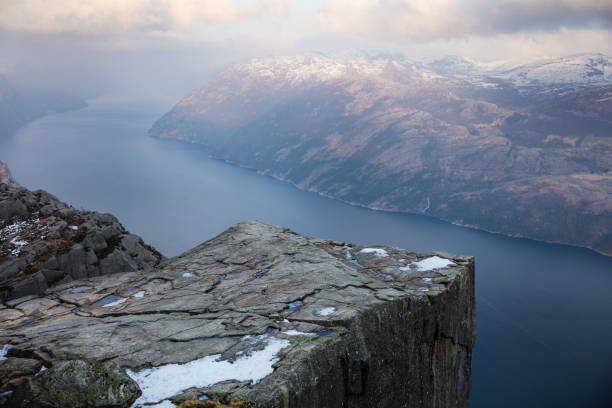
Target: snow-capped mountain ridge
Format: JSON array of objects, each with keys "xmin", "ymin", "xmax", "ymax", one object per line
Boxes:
[
  {"xmin": 491, "ymin": 53, "xmax": 612, "ymax": 85},
  {"xmin": 231, "ymin": 55, "xmax": 446, "ymax": 87},
  {"xmin": 231, "ymin": 53, "xmax": 612, "ymax": 88}
]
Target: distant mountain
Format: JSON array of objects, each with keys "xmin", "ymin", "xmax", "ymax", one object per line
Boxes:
[
  {"xmin": 493, "ymin": 53, "xmax": 612, "ymax": 86},
  {"xmin": 424, "ymin": 56, "xmax": 479, "ymax": 76},
  {"xmin": 150, "ymin": 54, "xmax": 612, "ymax": 256},
  {"xmin": 0, "ymin": 160, "xmax": 17, "ymax": 186},
  {"xmin": 0, "ymin": 75, "xmax": 87, "ymax": 137}
]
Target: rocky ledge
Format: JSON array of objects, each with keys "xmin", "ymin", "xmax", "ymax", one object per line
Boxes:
[
  {"xmin": 0, "ymin": 221, "xmax": 475, "ymax": 408},
  {"xmin": 0, "ymin": 184, "xmax": 163, "ymax": 302}
]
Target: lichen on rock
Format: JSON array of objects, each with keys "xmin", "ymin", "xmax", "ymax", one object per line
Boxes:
[{"xmin": 7, "ymin": 360, "xmax": 141, "ymax": 408}]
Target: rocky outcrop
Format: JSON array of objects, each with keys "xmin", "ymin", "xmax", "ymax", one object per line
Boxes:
[
  {"xmin": 9, "ymin": 360, "xmax": 141, "ymax": 408},
  {"xmin": 0, "ymin": 221, "xmax": 475, "ymax": 407},
  {"xmin": 0, "ymin": 184, "xmax": 163, "ymax": 302},
  {"xmin": 150, "ymin": 55, "xmax": 612, "ymax": 256},
  {"xmin": 0, "ymin": 162, "xmax": 17, "ymax": 187}
]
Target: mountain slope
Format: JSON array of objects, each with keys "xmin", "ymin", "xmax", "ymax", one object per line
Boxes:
[{"xmin": 150, "ymin": 55, "xmax": 612, "ymax": 256}]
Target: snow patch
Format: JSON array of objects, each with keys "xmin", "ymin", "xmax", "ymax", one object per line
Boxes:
[
  {"xmin": 9, "ymin": 237, "xmax": 28, "ymax": 255},
  {"xmin": 68, "ymin": 225, "xmax": 79, "ymax": 230},
  {"xmin": 0, "ymin": 344, "xmax": 13, "ymax": 361},
  {"xmin": 315, "ymin": 307, "xmax": 336, "ymax": 317},
  {"xmin": 102, "ymin": 297, "xmax": 127, "ymax": 307},
  {"xmin": 288, "ymin": 300, "xmax": 302, "ymax": 311},
  {"xmin": 412, "ymin": 256, "xmax": 455, "ymax": 271},
  {"xmin": 132, "ymin": 291, "xmax": 145, "ymax": 298},
  {"xmin": 359, "ymin": 248, "xmax": 388, "ymax": 257},
  {"xmin": 179, "ymin": 270, "xmax": 195, "ymax": 278},
  {"xmin": 127, "ymin": 335, "xmax": 290, "ymax": 407},
  {"xmin": 283, "ymin": 330, "xmax": 316, "ymax": 336}
]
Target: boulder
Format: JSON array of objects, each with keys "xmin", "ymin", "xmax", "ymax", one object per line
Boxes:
[{"xmin": 8, "ymin": 360, "xmax": 141, "ymax": 408}]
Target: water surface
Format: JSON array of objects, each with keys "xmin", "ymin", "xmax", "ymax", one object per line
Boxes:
[{"xmin": 1, "ymin": 102, "xmax": 611, "ymax": 407}]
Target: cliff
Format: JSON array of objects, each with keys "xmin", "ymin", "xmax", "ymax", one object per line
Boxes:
[
  {"xmin": 0, "ymin": 184, "xmax": 163, "ymax": 302},
  {"xmin": 0, "ymin": 162, "xmax": 17, "ymax": 187},
  {"xmin": 0, "ymin": 221, "xmax": 475, "ymax": 408},
  {"xmin": 150, "ymin": 55, "xmax": 612, "ymax": 256}
]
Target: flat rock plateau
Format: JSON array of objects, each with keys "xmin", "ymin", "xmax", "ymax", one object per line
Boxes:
[{"xmin": 0, "ymin": 220, "xmax": 475, "ymax": 408}]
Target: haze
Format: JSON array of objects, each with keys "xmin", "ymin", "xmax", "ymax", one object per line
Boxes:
[{"xmin": 1, "ymin": 0, "xmax": 611, "ymax": 107}]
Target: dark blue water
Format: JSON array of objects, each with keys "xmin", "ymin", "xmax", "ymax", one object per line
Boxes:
[{"xmin": 1, "ymin": 102, "xmax": 611, "ymax": 407}]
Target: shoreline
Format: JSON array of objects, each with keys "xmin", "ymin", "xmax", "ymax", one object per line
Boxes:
[{"xmin": 152, "ymin": 133, "xmax": 612, "ymax": 259}]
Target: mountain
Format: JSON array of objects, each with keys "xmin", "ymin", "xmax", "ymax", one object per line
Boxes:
[
  {"xmin": 424, "ymin": 55, "xmax": 480, "ymax": 76},
  {"xmin": 0, "ymin": 161, "xmax": 17, "ymax": 187},
  {"xmin": 150, "ymin": 54, "xmax": 612, "ymax": 256},
  {"xmin": 493, "ymin": 53, "xmax": 612, "ymax": 86},
  {"xmin": 0, "ymin": 75, "xmax": 87, "ymax": 138}
]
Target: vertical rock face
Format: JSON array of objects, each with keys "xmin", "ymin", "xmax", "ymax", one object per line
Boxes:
[
  {"xmin": 0, "ymin": 221, "xmax": 475, "ymax": 408},
  {"xmin": 0, "ymin": 184, "xmax": 163, "ymax": 302},
  {"xmin": 0, "ymin": 161, "xmax": 17, "ymax": 187}
]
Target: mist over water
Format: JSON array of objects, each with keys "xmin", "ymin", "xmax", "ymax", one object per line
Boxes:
[{"xmin": 1, "ymin": 102, "xmax": 611, "ymax": 407}]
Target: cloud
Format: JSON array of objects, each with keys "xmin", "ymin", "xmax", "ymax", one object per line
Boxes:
[
  {"xmin": 315, "ymin": 0, "xmax": 612, "ymax": 42},
  {"xmin": 0, "ymin": 0, "xmax": 290, "ymax": 34}
]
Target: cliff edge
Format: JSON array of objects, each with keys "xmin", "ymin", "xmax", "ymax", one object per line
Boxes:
[
  {"xmin": 0, "ymin": 184, "xmax": 163, "ymax": 302},
  {"xmin": 0, "ymin": 221, "xmax": 475, "ymax": 408}
]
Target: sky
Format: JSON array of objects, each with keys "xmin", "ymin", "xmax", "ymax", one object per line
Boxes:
[{"xmin": 1, "ymin": 0, "xmax": 611, "ymax": 105}]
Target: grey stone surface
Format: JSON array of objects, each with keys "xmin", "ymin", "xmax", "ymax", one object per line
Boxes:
[
  {"xmin": 8, "ymin": 360, "xmax": 141, "ymax": 408},
  {"xmin": 0, "ymin": 221, "xmax": 475, "ymax": 407},
  {"xmin": 0, "ymin": 184, "xmax": 163, "ymax": 302}
]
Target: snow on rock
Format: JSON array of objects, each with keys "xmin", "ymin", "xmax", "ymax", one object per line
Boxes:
[
  {"xmin": 495, "ymin": 53, "xmax": 612, "ymax": 85},
  {"xmin": 412, "ymin": 256, "xmax": 455, "ymax": 271},
  {"xmin": 359, "ymin": 248, "xmax": 388, "ymax": 257},
  {"xmin": 315, "ymin": 307, "xmax": 336, "ymax": 317},
  {"xmin": 132, "ymin": 291, "xmax": 145, "ymax": 298},
  {"xmin": 1, "ymin": 220, "xmax": 29, "ymax": 236},
  {"xmin": 126, "ymin": 335, "xmax": 290, "ymax": 406},
  {"xmin": 283, "ymin": 330, "xmax": 316, "ymax": 336},
  {"xmin": 179, "ymin": 270, "xmax": 195, "ymax": 278},
  {"xmin": 0, "ymin": 344, "xmax": 13, "ymax": 361},
  {"xmin": 100, "ymin": 297, "xmax": 127, "ymax": 308}
]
